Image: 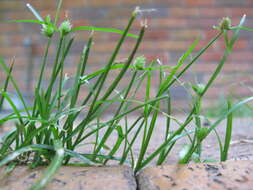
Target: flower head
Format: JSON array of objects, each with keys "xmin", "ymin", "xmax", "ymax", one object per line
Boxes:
[
  {"xmin": 41, "ymin": 15, "xmax": 55, "ymax": 38},
  {"xmin": 59, "ymin": 20, "xmax": 72, "ymax": 36},
  {"xmin": 191, "ymin": 83, "xmax": 205, "ymax": 96},
  {"xmin": 213, "ymin": 17, "xmax": 232, "ymax": 31},
  {"xmin": 41, "ymin": 25, "xmax": 54, "ymax": 38}
]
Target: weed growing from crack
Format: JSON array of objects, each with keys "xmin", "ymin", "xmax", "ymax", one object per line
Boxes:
[{"xmin": 0, "ymin": 0, "xmax": 253, "ymax": 188}]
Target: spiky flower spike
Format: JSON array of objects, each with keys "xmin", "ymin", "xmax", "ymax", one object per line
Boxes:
[
  {"xmin": 59, "ymin": 20, "xmax": 72, "ymax": 37},
  {"xmin": 41, "ymin": 15, "xmax": 55, "ymax": 38},
  {"xmin": 213, "ymin": 17, "xmax": 232, "ymax": 31}
]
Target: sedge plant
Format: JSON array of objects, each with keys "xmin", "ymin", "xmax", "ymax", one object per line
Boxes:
[{"xmin": 0, "ymin": 0, "xmax": 253, "ymax": 188}]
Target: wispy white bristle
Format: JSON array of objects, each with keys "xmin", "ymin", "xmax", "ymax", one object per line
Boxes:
[{"xmin": 26, "ymin": 3, "xmax": 43, "ymax": 22}]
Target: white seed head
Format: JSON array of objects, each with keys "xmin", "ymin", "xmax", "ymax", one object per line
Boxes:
[
  {"xmin": 41, "ymin": 24, "xmax": 55, "ymax": 38},
  {"xmin": 26, "ymin": 3, "xmax": 43, "ymax": 22},
  {"xmin": 59, "ymin": 20, "xmax": 72, "ymax": 36}
]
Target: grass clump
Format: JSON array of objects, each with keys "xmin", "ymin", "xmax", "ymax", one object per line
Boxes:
[{"xmin": 1, "ymin": 0, "xmax": 253, "ymax": 188}]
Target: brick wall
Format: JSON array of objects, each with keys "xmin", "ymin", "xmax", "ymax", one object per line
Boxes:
[{"xmin": 1, "ymin": 0, "xmax": 253, "ymax": 110}]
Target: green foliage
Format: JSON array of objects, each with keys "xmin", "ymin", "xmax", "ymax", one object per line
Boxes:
[
  {"xmin": 205, "ymin": 95, "xmax": 253, "ymax": 117},
  {"xmin": 0, "ymin": 0, "xmax": 251, "ymax": 188}
]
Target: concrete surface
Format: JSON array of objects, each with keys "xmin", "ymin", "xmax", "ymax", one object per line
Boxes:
[
  {"xmin": 0, "ymin": 165, "xmax": 136, "ymax": 190},
  {"xmin": 137, "ymin": 160, "xmax": 253, "ymax": 190}
]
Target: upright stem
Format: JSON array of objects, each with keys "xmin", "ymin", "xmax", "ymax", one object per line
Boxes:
[{"xmin": 33, "ymin": 38, "xmax": 52, "ymax": 116}]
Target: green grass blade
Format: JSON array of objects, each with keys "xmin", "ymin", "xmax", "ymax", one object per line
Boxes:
[
  {"xmin": 72, "ymin": 10, "xmax": 138, "ymax": 147},
  {"xmin": 80, "ymin": 64, "xmax": 173, "ymax": 83},
  {"xmin": 4, "ymin": 19, "xmax": 45, "ymax": 24},
  {"xmin": 92, "ymin": 71, "xmax": 138, "ymax": 159},
  {"xmin": 54, "ymin": 0, "xmax": 63, "ymax": 25},
  {"xmin": 0, "ymin": 130, "xmax": 17, "ymax": 158},
  {"xmin": 26, "ymin": 3, "xmax": 43, "ymax": 22},
  {"xmin": 66, "ymin": 96, "xmax": 168, "ymax": 144},
  {"xmin": 0, "ymin": 146, "xmax": 41, "ymax": 166},
  {"xmin": 231, "ymin": 26, "xmax": 253, "ymax": 31},
  {"xmin": 103, "ymin": 125, "xmax": 124, "ymax": 164},
  {"xmin": 64, "ymin": 150, "xmax": 94, "ymax": 165},
  {"xmin": 166, "ymin": 32, "xmax": 222, "ymax": 94},
  {"xmin": 229, "ymin": 15, "xmax": 246, "ymax": 48},
  {"xmin": 221, "ymin": 99, "xmax": 233, "ymax": 161},
  {"xmin": 181, "ymin": 97, "xmax": 253, "ymax": 165},
  {"xmin": 71, "ymin": 26, "xmax": 138, "ymax": 38},
  {"xmin": 158, "ymin": 38, "xmax": 199, "ymax": 95},
  {"xmin": 0, "ymin": 58, "xmax": 31, "ymax": 117},
  {"xmin": 92, "ymin": 25, "xmax": 146, "ymax": 114},
  {"xmin": 213, "ymin": 128, "xmax": 223, "ymax": 159},
  {"xmin": 177, "ymin": 17, "xmax": 247, "ymax": 164},
  {"xmin": 178, "ymin": 38, "xmax": 199, "ymax": 64},
  {"xmin": 0, "ymin": 91, "xmax": 24, "ymax": 125},
  {"xmin": 29, "ymin": 140, "xmax": 64, "ymax": 190},
  {"xmin": 119, "ymin": 116, "xmax": 143, "ymax": 164},
  {"xmin": 157, "ymin": 93, "xmax": 171, "ymax": 164},
  {"xmin": 0, "ymin": 58, "xmax": 13, "ymax": 110},
  {"xmin": 33, "ymin": 39, "xmax": 52, "ymax": 116},
  {"xmin": 137, "ymin": 129, "xmax": 195, "ymax": 172},
  {"xmin": 207, "ymin": 97, "xmax": 253, "ymax": 143},
  {"xmin": 135, "ymin": 102, "xmax": 160, "ymax": 172},
  {"xmin": 46, "ymin": 37, "xmax": 74, "ymax": 106},
  {"xmin": 201, "ymin": 16, "xmax": 246, "ymax": 96}
]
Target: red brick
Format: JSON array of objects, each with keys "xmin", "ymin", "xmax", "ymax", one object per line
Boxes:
[
  {"xmin": 0, "ymin": 46, "xmax": 26, "ymax": 56},
  {"xmin": 118, "ymin": 0, "xmax": 149, "ymax": 6},
  {"xmin": 201, "ymin": 52, "xmax": 225, "ymax": 62},
  {"xmin": 4, "ymin": 11, "xmax": 34, "ymax": 20},
  {"xmin": 0, "ymin": 1, "xmax": 24, "ymax": 11},
  {"xmin": 86, "ymin": 0, "xmax": 122, "ymax": 7},
  {"xmin": 187, "ymin": 19, "xmax": 220, "ymax": 30},
  {"xmin": 199, "ymin": 38, "xmax": 248, "ymax": 51},
  {"xmin": 185, "ymin": 0, "xmax": 214, "ymax": 6},
  {"xmin": 63, "ymin": 0, "xmax": 87, "ymax": 8},
  {"xmin": 205, "ymin": 85, "xmax": 251, "ymax": 98},
  {"xmin": 72, "ymin": 19, "xmax": 90, "ymax": 27},
  {"xmin": 230, "ymin": 52, "xmax": 253, "ymax": 62},
  {"xmin": 170, "ymin": 8, "xmax": 200, "ymax": 17},
  {"xmin": 169, "ymin": 29, "xmax": 203, "ymax": 40},
  {"xmin": 7, "ymin": 34, "xmax": 41, "ymax": 46},
  {"xmin": 209, "ymin": 73, "xmax": 252, "ymax": 86},
  {"xmin": 144, "ymin": 30, "xmax": 169, "ymax": 40},
  {"xmin": 0, "ymin": 0, "xmax": 253, "ymax": 108},
  {"xmin": 152, "ymin": 18, "xmax": 187, "ymax": 28},
  {"xmin": 199, "ymin": 8, "xmax": 230, "ymax": 18},
  {"xmin": 145, "ymin": 52, "xmax": 170, "ymax": 63},
  {"xmin": 75, "ymin": 31, "xmax": 108, "ymax": 41},
  {"xmin": 27, "ymin": 0, "xmax": 54, "ymax": 9},
  {"xmin": 228, "ymin": 8, "xmax": 253, "ymax": 17},
  {"xmin": 0, "ymin": 36, "xmax": 7, "ymax": 44},
  {"xmin": 0, "ymin": 23, "xmax": 21, "ymax": 34},
  {"xmin": 192, "ymin": 63, "xmax": 252, "ymax": 73},
  {"xmin": 39, "ymin": 10, "xmax": 66, "ymax": 20},
  {"xmin": 11, "ymin": 57, "xmax": 31, "ymax": 68}
]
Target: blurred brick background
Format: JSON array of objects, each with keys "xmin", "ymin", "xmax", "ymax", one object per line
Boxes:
[{"xmin": 1, "ymin": 0, "xmax": 253, "ymax": 110}]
